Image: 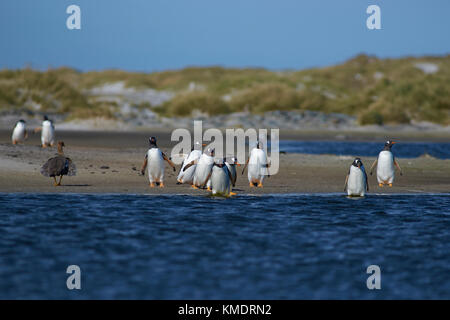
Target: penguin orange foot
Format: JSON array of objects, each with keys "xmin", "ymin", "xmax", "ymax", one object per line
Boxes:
[
  {"xmin": 378, "ymin": 183, "xmax": 383, "ymax": 187},
  {"xmin": 159, "ymin": 182, "xmax": 165, "ymax": 188},
  {"xmin": 150, "ymin": 182, "xmax": 155, "ymax": 187},
  {"xmin": 388, "ymin": 183, "xmax": 393, "ymax": 187},
  {"xmin": 257, "ymin": 183, "xmax": 263, "ymax": 188}
]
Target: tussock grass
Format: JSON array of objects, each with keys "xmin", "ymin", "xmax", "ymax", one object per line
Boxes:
[{"xmin": 1, "ymin": 54, "xmax": 449, "ymax": 124}]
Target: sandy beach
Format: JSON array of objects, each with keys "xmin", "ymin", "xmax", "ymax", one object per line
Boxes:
[{"xmin": 0, "ymin": 129, "xmax": 449, "ymax": 194}]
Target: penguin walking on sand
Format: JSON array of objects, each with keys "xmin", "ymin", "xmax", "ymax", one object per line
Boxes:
[
  {"xmin": 11, "ymin": 119, "xmax": 28, "ymax": 144},
  {"xmin": 370, "ymin": 140, "xmax": 403, "ymax": 187},
  {"xmin": 35, "ymin": 115, "xmax": 55, "ymax": 148},
  {"xmin": 183, "ymin": 148, "xmax": 215, "ymax": 189},
  {"xmin": 141, "ymin": 137, "xmax": 176, "ymax": 188},
  {"xmin": 242, "ymin": 141, "xmax": 269, "ymax": 187},
  {"xmin": 225, "ymin": 157, "xmax": 240, "ymax": 188},
  {"xmin": 209, "ymin": 159, "xmax": 235, "ymax": 197},
  {"xmin": 344, "ymin": 158, "xmax": 369, "ymax": 197},
  {"xmin": 177, "ymin": 142, "xmax": 204, "ymax": 185}
]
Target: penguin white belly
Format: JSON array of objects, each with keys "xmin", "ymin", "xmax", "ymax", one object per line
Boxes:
[
  {"xmin": 211, "ymin": 166, "xmax": 230, "ymax": 196},
  {"xmin": 193, "ymin": 154, "xmax": 214, "ymax": 187},
  {"xmin": 347, "ymin": 166, "xmax": 366, "ymax": 196},
  {"xmin": 12, "ymin": 124, "xmax": 26, "ymax": 143},
  {"xmin": 177, "ymin": 150, "xmax": 201, "ymax": 184},
  {"xmin": 147, "ymin": 148, "xmax": 164, "ymax": 183},
  {"xmin": 248, "ymin": 148, "xmax": 267, "ymax": 183},
  {"xmin": 377, "ymin": 151, "xmax": 395, "ymax": 184},
  {"xmin": 41, "ymin": 121, "xmax": 55, "ymax": 146}
]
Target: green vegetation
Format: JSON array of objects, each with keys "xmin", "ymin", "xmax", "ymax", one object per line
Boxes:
[{"xmin": 1, "ymin": 54, "xmax": 449, "ymax": 124}]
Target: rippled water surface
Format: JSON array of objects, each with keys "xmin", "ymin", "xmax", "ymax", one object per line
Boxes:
[
  {"xmin": 0, "ymin": 193, "xmax": 449, "ymax": 299},
  {"xmin": 277, "ymin": 141, "xmax": 450, "ymax": 159}
]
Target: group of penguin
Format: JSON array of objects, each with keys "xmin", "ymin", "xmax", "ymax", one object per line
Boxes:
[
  {"xmin": 345, "ymin": 140, "xmax": 403, "ymax": 197},
  {"xmin": 140, "ymin": 137, "xmax": 269, "ymax": 197},
  {"xmin": 12, "ymin": 116, "xmax": 403, "ymax": 197}
]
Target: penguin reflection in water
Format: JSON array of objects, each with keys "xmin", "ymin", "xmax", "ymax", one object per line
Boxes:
[
  {"xmin": 369, "ymin": 140, "xmax": 403, "ymax": 187},
  {"xmin": 344, "ymin": 158, "xmax": 369, "ymax": 197},
  {"xmin": 141, "ymin": 137, "xmax": 176, "ymax": 188},
  {"xmin": 40, "ymin": 141, "xmax": 76, "ymax": 186}
]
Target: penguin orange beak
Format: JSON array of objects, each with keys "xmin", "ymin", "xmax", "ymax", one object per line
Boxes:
[
  {"xmin": 391, "ymin": 141, "xmax": 396, "ymax": 144},
  {"xmin": 236, "ymin": 162, "xmax": 241, "ymax": 166}
]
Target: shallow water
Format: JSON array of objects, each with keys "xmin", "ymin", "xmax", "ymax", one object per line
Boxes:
[
  {"xmin": 0, "ymin": 193, "xmax": 449, "ymax": 299},
  {"xmin": 277, "ymin": 141, "xmax": 450, "ymax": 159}
]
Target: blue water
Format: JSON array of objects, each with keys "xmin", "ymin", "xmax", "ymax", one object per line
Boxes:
[
  {"xmin": 277, "ymin": 141, "xmax": 450, "ymax": 159},
  {"xmin": 0, "ymin": 193, "xmax": 449, "ymax": 299}
]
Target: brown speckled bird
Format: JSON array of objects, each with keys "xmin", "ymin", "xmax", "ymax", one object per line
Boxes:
[{"xmin": 40, "ymin": 141, "xmax": 76, "ymax": 186}]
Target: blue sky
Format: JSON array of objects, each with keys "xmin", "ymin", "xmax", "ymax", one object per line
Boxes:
[{"xmin": 0, "ymin": 0, "xmax": 449, "ymax": 72}]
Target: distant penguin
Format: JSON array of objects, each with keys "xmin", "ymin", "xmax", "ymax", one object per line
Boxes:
[
  {"xmin": 141, "ymin": 137, "xmax": 176, "ymax": 188},
  {"xmin": 225, "ymin": 157, "xmax": 240, "ymax": 187},
  {"xmin": 242, "ymin": 141, "xmax": 269, "ymax": 187},
  {"xmin": 37, "ymin": 115, "xmax": 55, "ymax": 148},
  {"xmin": 184, "ymin": 148, "xmax": 215, "ymax": 189},
  {"xmin": 370, "ymin": 140, "xmax": 403, "ymax": 187},
  {"xmin": 344, "ymin": 158, "xmax": 369, "ymax": 197},
  {"xmin": 210, "ymin": 160, "xmax": 234, "ymax": 197},
  {"xmin": 177, "ymin": 141, "xmax": 203, "ymax": 184},
  {"xmin": 11, "ymin": 119, "xmax": 27, "ymax": 144}
]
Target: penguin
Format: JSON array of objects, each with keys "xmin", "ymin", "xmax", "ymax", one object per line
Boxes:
[
  {"xmin": 242, "ymin": 141, "xmax": 269, "ymax": 187},
  {"xmin": 35, "ymin": 115, "xmax": 55, "ymax": 148},
  {"xmin": 344, "ymin": 158, "xmax": 369, "ymax": 197},
  {"xmin": 183, "ymin": 148, "xmax": 215, "ymax": 189},
  {"xmin": 177, "ymin": 141, "xmax": 203, "ymax": 185},
  {"xmin": 225, "ymin": 157, "xmax": 240, "ymax": 187},
  {"xmin": 369, "ymin": 140, "xmax": 403, "ymax": 187},
  {"xmin": 11, "ymin": 119, "xmax": 28, "ymax": 144},
  {"xmin": 141, "ymin": 137, "xmax": 176, "ymax": 188},
  {"xmin": 209, "ymin": 159, "xmax": 234, "ymax": 197},
  {"xmin": 40, "ymin": 141, "xmax": 76, "ymax": 186}
]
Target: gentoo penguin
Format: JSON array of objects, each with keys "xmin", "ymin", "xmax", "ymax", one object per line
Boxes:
[
  {"xmin": 141, "ymin": 137, "xmax": 176, "ymax": 188},
  {"xmin": 242, "ymin": 141, "xmax": 269, "ymax": 187},
  {"xmin": 35, "ymin": 115, "xmax": 55, "ymax": 148},
  {"xmin": 11, "ymin": 119, "xmax": 28, "ymax": 144},
  {"xmin": 177, "ymin": 141, "xmax": 203, "ymax": 184},
  {"xmin": 184, "ymin": 148, "xmax": 215, "ymax": 189},
  {"xmin": 40, "ymin": 141, "xmax": 76, "ymax": 186},
  {"xmin": 225, "ymin": 157, "xmax": 240, "ymax": 187},
  {"xmin": 209, "ymin": 159, "xmax": 234, "ymax": 197},
  {"xmin": 370, "ymin": 140, "xmax": 403, "ymax": 187},
  {"xmin": 344, "ymin": 158, "xmax": 369, "ymax": 197}
]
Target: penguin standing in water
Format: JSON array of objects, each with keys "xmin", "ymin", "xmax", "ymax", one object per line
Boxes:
[
  {"xmin": 370, "ymin": 140, "xmax": 403, "ymax": 187},
  {"xmin": 209, "ymin": 159, "xmax": 235, "ymax": 197},
  {"xmin": 141, "ymin": 137, "xmax": 176, "ymax": 188},
  {"xmin": 225, "ymin": 157, "xmax": 240, "ymax": 187},
  {"xmin": 35, "ymin": 115, "xmax": 55, "ymax": 148},
  {"xmin": 11, "ymin": 120, "xmax": 28, "ymax": 144},
  {"xmin": 177, "ymin": 141, "xmax": 204, "ymax": 185},
  {"xmin": 183, "ymin": 148, "xmax": 215, "ymax": 189},
  {"xmin": 242, "ymin": 141, "xmax": 269, "ymax": 187},
  {"xmin": 344, "ymin": 158, "xmax": 369, "ymax": 197}
]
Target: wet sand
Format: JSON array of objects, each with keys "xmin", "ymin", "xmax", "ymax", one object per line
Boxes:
[{"xmin": 0, "ymin": 129, "xmax": 449, "ymax": 194}]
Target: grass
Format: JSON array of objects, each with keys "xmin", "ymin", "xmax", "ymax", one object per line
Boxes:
[{"xmin": 1, "ymin": 54, "xmax": 449, "ymax": 124}]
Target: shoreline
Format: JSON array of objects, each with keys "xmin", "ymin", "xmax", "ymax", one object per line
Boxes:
[{"xmin": 1, "ymin": 129, "xmax": 449, "ymax": 195}]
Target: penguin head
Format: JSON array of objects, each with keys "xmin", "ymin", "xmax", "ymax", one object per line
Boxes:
[
  {"xmin": 352, "ymin": 157, "xmax": 363, "ymax": 168},
  {"xmin": 149, "ymin": 136, "xmax": 157, "ymax": 148},
  {"xmin": 256, "ymin": 140, "xmax": 264, "ymax": 149},
  {"xmin": 384, "ymin": 140, "xmax": 396, "ymax": 150},
  {"xmin": 231, "ymin": 157, "xmax": 240, "ymax": 166},
  {"xmin": 43, "ymin": 115, "xmax": 49, "ymax": 121},
  {"xmin": 207, "ymin": 148, "xmax": 215, "ymax": 157},
  {"xmin": 18, "ymin": 119, "xmax": 26, "ymax": 123}
]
